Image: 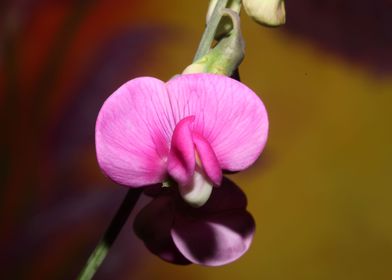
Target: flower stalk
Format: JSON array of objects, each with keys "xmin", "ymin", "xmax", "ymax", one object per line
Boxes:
[
  {"xmin": 184, "ymin": 8, "xmax": 244, "ymax": 76},
  {"xmin": 193, "ymin": 0, "xmax": 229, "ymax": 62}
]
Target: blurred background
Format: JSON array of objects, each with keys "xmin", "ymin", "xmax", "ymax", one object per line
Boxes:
[{"xmin": 1, "ymin": 0, "xmax": 392, "ymax": 279}]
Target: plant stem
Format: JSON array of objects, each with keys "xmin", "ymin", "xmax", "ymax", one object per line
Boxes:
[
  {"xmin": 77, "ymin": 189, "xmax": 142, "ymax": 280},
  {"xmin": 193, "ymin": 0, "xmax": 229, "ymax": 62}
]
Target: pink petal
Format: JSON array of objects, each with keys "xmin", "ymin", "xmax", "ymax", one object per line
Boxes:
[
  {"xmin": 96, "ymin": 77, "xmax": 175, "ymax": 187},
  {"xmin": 167, "ymin": 73, "xmax": 269, "ymax": 172},
  {"xmin": 168, "ymin": 117, "xmax": 214, "ymax": 207},
  {"xmin": 193, "ymin": 132, "xmax": 222, "ymax": 186},
  {"xmin": 133, "ymin": 195, "xmax": 190, "ymax": 265},
  {"xmin": 172, "ymin": 211, "xmax": 255, "ymax": 266},
  {"xmin": 167, "ymin": 116, "xmax": 196, "ymax": 187}
]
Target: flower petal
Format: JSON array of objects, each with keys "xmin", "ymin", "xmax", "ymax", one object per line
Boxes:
[
  {"xmin": 166, "ymin": 73, "xmax": 268, "ymax": 172},
  {"xmin": 193, "ymin": 132, "xmax": 222, "ymax": 186},
  {"xmin": 197, "ymin": 177, "xmax": 247, "ymax": 214},
  {"xmin": 172, "ymin": 210, "xmax": 255, "ymax": 266},
  {"xmin": 134, "ymin": 195, "xmax": 190, "ymax": 265},
  {"xmin": 178, "ymin": 166, "xmax": 213, "ymax": 207},
  {"xmin": 96, "ymin": 77, "xmax": 175, "ymax": 187},
  {"xmin": 171, "ymin": 178, "xmax": 255, "ymax": 266},
  {"xmin": 167, "ymin": 116, "xmax": 196, "ymax": 186}
]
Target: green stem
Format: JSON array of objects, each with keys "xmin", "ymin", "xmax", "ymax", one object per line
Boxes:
[
  {"xmin": 193, "ymin": 0, "xmax": 229, "ymax": 62},
  {"xmin": 77, "ymin": 189, "xmax": 142, "ymax": 280}
]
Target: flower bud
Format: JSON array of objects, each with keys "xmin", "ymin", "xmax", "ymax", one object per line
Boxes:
[{"xmin": 243, "ymin": 0, "xmax": 286, "ymax": 27}]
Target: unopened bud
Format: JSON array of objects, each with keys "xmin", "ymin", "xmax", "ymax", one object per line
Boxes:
[{"xmin": 243, "ymin": 0, "xmax": 286, "ymax": 27}]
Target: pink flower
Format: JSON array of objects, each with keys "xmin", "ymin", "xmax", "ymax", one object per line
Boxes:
[
  {"xmin": 134, "ymin": 178, "xmax": 255, "ymax": 266},
  {"xmin": 96, "ymin": 73, "xmax": 268, "ymax": 207}
]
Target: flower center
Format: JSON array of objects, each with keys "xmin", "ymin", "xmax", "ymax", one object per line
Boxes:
[
  {"xmin": 178, "ymin": 150, "xmax": 214, "ymax": 207},
  {"xmin": 167, "ymin": 116, "xmax": 222, "ymax": 207}
]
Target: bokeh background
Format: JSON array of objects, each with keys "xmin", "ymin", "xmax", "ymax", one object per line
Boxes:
[{"xmin": 1, "ymin": 0, "xmax": 392, "ymax": 279}]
